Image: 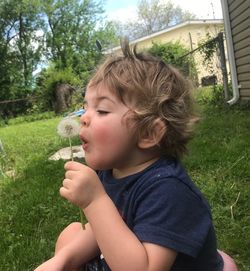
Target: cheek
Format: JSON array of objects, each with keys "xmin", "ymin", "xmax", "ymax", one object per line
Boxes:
[{"xmin": 93, "ymin": 123, "xmax": 119, "ymax": 144}]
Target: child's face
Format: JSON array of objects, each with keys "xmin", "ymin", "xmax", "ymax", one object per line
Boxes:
[{"xmin": 80, "ymin": 83, "xmax": 137, "ymax": 170}]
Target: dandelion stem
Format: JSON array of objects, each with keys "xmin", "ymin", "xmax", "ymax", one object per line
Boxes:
[
  {"xmin": 68, "ymin": 137, "xmax": 73, "ymax": 161},
  {"xmin": 230, "ymin": 192, "xmax": 241, "ymax": 220},
  {"xmin": 68, "ymin": 138, "xmax": 85, "ymax": 229}
]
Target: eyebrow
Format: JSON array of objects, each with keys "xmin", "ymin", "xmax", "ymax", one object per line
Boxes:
[{"xmin": 84, "ymin": 96, "xmax": 116, "ymax": 106}]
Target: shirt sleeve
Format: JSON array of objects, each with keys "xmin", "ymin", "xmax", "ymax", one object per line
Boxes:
[{"xmin": 132, "ymin": 177, "xmax": 212, "ymax": 257}]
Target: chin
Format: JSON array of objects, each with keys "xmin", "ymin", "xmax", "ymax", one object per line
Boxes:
[{"xmin": 85, "ymin": 157, "xmax": 111, "ymax": 171}]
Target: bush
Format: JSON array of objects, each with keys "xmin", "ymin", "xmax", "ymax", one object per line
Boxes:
[
  {"xmin": 194, "ymin": 84, "xmax": 236, "ymax": 108},
  {"xmin": 148, "ymin": 42, "xmax": 198, "ymax": 84},
  {"xmin": 36, "ymin": 66, "xmax": 83, "ymax": 112}
]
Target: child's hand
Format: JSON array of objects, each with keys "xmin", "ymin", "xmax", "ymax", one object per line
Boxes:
[{"xmin": 60, "ymin": 161, "xmax": 106, "ymax": 209}]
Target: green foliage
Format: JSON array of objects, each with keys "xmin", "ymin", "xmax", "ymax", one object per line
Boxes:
[
  {"xmin": 0, "ymin": 0, "xmax": 118, "ymax": 117},
  {"xmin": 42, "ymin": 0, "xmax": 104, "ymax": 71},
  {"xmin": 198, "ymin": 33, "xmax": 218, "ymax": 74},
  {"xmin": 0, "ymin": 0, "xmax": 43, "ymax": 117},
  {"xmin": 35, "ymin": 66, "xmax": 82, "ymax": 111},
  {"xmin": 198, "ymin": 33, "xmax": 218, "ymax": 60},
  {"xmin": 93, "ymin": 21, "xmax": 120, "ymax": 50},
  {"xmin": 194, "ymin": 84, "xmax": 233, "ymax": 107},
  {"xmin": 148, "ymin": 42, "xmax": 198, "ymax": 83}
]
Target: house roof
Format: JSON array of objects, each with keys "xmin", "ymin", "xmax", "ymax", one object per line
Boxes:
[{"xmin": 108, "ymin": 19, "xmax": 223, "ymax": 53}]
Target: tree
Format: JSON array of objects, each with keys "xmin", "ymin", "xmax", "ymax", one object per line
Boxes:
[
  {"xmin": 114, "ymin": 0, "xmax": 196, "ymax": 40},
  {"xmin": 42, "ymin": 0, "xmax": 111, "ymax": 75},
  {"xmin": 38, "ymin": 0, "xmax": 118, "ymax": 113},
  {"xmin": 0, "ymin": 0, "xmax": 44, "ymax": 116},
  {"xmin": 0, "ymin": 0, "xmax": 119, "ymax": 116}
]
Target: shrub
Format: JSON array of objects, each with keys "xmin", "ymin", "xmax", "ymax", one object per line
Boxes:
[
  {"xmin": 194, "ymin": 84, "xmax": 235, "ymax": 107},
  {"xmin": 148, "ymin": 42, "xmax": 198, "ymax": 84},
  {"xmin": 36, "ymin": 66, "xmax": 83, "ymax": 112}
]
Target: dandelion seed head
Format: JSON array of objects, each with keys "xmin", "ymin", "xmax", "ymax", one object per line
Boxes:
[{"xmin": 57, "ymin": 118, "xmax": 80, "ymax": 138}]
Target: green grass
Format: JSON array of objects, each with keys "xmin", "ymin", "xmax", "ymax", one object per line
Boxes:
[
  {"xmin": 0, "ymin": 117, "xmax": 84, "ymax": 270},
  {"xmin": 185, "ymin": 105, "xmax": 250, "ymax": 271},
  {"xmin": 0, "ymin": 111, "xmax": 56, "ymax": 128},
  {"xmin": 0, "ymin": 104, "xmax": 250, "ymax": 271}
]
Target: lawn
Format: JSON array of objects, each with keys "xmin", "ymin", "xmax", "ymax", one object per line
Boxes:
[{"xmin": 0, "ymin": 104, "xmax": 249, "ymax": 271}]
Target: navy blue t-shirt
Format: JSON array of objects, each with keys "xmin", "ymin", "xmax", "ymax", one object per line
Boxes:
[{"xmin": 85, "ymin": 158, "xmax": 223, "ymax": 271}]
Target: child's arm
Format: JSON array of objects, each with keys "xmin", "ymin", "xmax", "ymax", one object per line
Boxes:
[
  {"xmin": 61, "ymin": 161, "xmax": 177, "ymax": 271},
  {"xmin": 34, "ymin": 223, "xmax": 99, "ymax": 271},
  {"xmin": 84, "ymin": 195, "xmax": 177, "ymax": 271}
]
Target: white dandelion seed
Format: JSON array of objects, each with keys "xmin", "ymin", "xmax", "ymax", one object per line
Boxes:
[
  {"xmin": 57, "ymin": 118, "xmax": 80, "ymax": 161},
  {"xmin": 57, "ymin": 118, "xmax": 80, "ymax": 138}
]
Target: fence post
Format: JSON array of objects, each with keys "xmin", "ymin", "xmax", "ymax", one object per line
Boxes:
[{"xmin": 217, "ymin": 32, "xmax": 229, "ymax": 101}]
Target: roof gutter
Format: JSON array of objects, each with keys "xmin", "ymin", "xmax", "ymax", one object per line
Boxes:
[{"xmin": 220, "ymin": 0, "xmax": 240, "ymax": 105}]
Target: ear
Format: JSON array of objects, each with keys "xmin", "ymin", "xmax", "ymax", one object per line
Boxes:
[{"xmin": 138, "ymin": 118, "xmax": 166, "ymax": 149}]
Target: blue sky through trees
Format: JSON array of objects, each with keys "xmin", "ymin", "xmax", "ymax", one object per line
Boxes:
[{"xmin": 104, "ymin": 0, "xmax": 223, "ymax": 22}]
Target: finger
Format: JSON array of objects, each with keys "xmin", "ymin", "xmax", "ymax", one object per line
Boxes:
[
  {"xmin": 62, "ymin": 178, "xmax": 71, "ymax": 189},
  {"xmin": 60, "ymin": 186, "xmax": 69, "ymax": 199},
  {"xmin": 64, "ymin": 161, "xmax": 84, "ymax": 171},
  {"xmin": 65, "ymin": 170, "xmax": 78, "ymax": 179}
]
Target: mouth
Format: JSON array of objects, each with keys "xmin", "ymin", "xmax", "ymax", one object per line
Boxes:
[{"xmin": 80, "ymin": 136, "xmax": 89, "ymax": 150}]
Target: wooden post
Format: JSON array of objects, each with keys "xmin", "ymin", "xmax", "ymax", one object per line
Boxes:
[{"xmin": 217, "ymin": 32, "xmax": 229, "ymax": 101}]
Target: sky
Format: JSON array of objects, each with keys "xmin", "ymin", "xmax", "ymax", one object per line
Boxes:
[{"xmin": 104, "ymin": 0, "xmax": 223, "ymax": 23}]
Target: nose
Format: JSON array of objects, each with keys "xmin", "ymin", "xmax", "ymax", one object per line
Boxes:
[{"xmin": 80, "ymin": 111, "xmax": 90, "ymax": 127}]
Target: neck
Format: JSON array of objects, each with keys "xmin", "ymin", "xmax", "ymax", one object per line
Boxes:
[{"xmin": 112, "ymin": 156, "xmax": 160, "ymax": 179}]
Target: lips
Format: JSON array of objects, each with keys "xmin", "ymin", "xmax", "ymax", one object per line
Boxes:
[
  {"xmin": 82, "ymin": 142, "xmax": 89, "ymax": 151},
  {"xmin": 80, "ymin": 136, "xmax": 89, "ymax": 151},
  {"xmin": 82, "ymin": 142, "xmax": 88, "ymax": 151}
]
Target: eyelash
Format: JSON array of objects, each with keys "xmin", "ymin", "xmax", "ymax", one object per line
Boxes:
[
  {"xmin": 82, "ymin": 105, "xmax": 109, "ymax": 115},
  {"xmin": 97, "ymin": 110, "xmax": 109, "ymax": 115}
]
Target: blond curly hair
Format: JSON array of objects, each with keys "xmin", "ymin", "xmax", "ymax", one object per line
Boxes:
[{"xmin": 88, "ymin": 40, "xmax": 198, "ymax": 159}]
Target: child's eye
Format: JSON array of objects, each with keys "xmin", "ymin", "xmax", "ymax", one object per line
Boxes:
[{"xmin": 97, "ymin": 110, "xmax": 109, "ymax": 115}]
